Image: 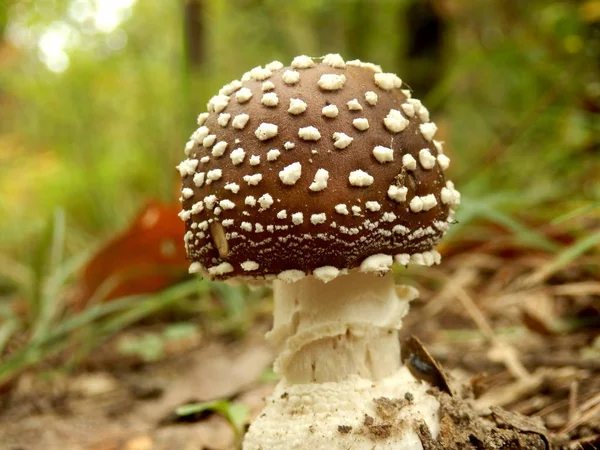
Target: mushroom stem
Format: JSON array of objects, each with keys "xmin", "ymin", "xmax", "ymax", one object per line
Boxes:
[
  {"xmin": 243, "ymin": 272, "xmax": 441, "ymax": 449},
  {"xmin": 268, "ymin": 271, "xmax": 412, "ymax": 383}
]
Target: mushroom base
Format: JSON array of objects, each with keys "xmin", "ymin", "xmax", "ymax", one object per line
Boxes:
[
  {"xmin": 243, "ymin": 271, "xmax": 440, "ymax": 449},
  {"xmin": 243, "ymin": 367, "xmax": 440, "ymax": 450}
]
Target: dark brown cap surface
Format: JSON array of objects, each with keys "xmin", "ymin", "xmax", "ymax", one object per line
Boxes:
[{"xmin": 177, "ymin": 55, "xmax": 459, "ymax": 282}]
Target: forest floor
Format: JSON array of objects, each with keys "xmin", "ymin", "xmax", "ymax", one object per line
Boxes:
[{"xmin": 0, "ymin": 239, "xmax": 599, "ymax": 450}]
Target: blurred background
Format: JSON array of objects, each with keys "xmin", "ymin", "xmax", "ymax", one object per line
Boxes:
[{"xmin": 0, "ymin": 1, "xmax": 599, "ymax": 449}]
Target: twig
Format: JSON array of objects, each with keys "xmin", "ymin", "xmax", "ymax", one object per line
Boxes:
[{"xmin": 561, "ymin": 401, "xmax": 600, "ymax": 435}]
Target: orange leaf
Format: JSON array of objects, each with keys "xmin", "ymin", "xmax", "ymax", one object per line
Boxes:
[{"xmin": 73, "ymin": 201, "xmax": 188, "ymax": 307}]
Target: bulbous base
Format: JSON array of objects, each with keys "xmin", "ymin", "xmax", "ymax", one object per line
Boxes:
[{"xmin": 243, "ymin": 367, "xmax": 440, "ymax": 450}]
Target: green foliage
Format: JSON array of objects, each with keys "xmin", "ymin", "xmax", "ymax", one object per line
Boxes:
[{"xmin": 176, "ymin": 399, "xmax": 249, "ymax": 439}]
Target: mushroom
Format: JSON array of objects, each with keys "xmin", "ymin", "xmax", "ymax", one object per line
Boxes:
[{"xmin": 178, "ymin": 54, "xmax": 460, "ymax": 449}]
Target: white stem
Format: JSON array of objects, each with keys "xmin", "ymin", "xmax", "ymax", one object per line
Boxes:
[
  {"xmin": 244, "ymin": 271, "xmax": 441, "ymax": 450},
  {"xmin": 268, "ymin": 271, "xmax": 413, "ymax": 383}
]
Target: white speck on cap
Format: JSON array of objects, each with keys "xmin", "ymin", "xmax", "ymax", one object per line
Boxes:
[
  {"xmin": 433, "ymin": 140, "xmax": 444, "ymax": 154},
  {"xmin": 203, "ymin": 135, "xmax": 216, "ymax": 147},
  {"xmin": 313, "ymin": 266, "xmax": 340, "ymax": 283},
  {"xmin": 203, "ymin": 195, "xmax": 217, "ymax": 209},
  {"xmin": 419, "ymin": 122, "xmax": 438, "ymax": 141},
  {"xmin": 245, "ymin": 196, "xmax": 256, "ymax": 206},
  {"xmin": 419, "ymin": 149, "xmax": 436, "ymax": 169},
  {"xmin": 255, "ymin": 224, "xmax": 263, "ymax": 234},
  {"xmin": 282, "ymin": 70, "xmax": 300, "ymax": 85},
  {"xmin": 298, "ymin": 126, "xmax": 321, "ymax": 141},
  {"xmin": 351, "ymin": 206, "xmax": 361, "ymax": 216},
  {"xmin": 384, "ymin": 109, "xmax": 409, "ymax": 133},
  {"xmin": 437, "ymin": 154, "xmax": 450, "ymax": 170},
  {"xmin": 184, "ymin": 140, "xmax": 194, "ymax": 156},
  {"xmin": 235, "ymin": 88, "xmax": 253, "ymax": 103},
  {"xmin": 310, "ymin": 213, "xmax": 326, "ymax": 224},
  {"xmin": 291, "ymin": 212, "xmax": 304, "ymax": 225},
  {"xmin": 374, "ymin": 73, "xmax": 402, "ymax": 90},
  {"xmin": 217, "ymin": 113, "xmax": 231, "ymax": 127},
  {"xmin": 197, "ymin": 112, "xmax": 209, "ymax": 126},
  {"xmin": 348, "ymin": 170, "xmax": 374, "ymax": 186},
  {"xmin": 365, "ymin": 201, "xmax": 381, "ymax": 212},
  {"xmin": 241, "ymin": 261, "xmax": 259, "ymax": 271},
  {"xmin": 219, "ymin": 199, "xmax": 235, "ymax": 210},
  {"xmin": 232, "ymin": 114, "xmax": 250, "ymax": 130},
  {"xmin": 410, "ymin": 196, "xmax": 424, "ymax": 212},
  {"xmin": 249, "ymin": 66, "xmax": 272, "ymax": 81},
  {"xmin": 418, "ymin": 105, "xmax": 430, "ymax": 122},
  {"xmin": 243, "ymin": 174, "xmax": 263, "ymax": 185},
  {"xmin": 230, "ymin": 148, "xmax": 246, "ymax": 165},
  {"xmin": 387, "ymin": 185, "xmax": 408, "ymax": 202},
  {"xmin": 241, "ymin": 221, "xmax": 252, "ymax": 231},
  {"xmin": 182, "ymin": 188, "xmax": 194, "ymax": 199},
  {"xmin": 189, "ymin": 262, "xmax": 203, "ymax": 274},
  {"xmin": 262, "ymin": 81, "xmax": 275, "ymax": 92},
  {"xmin": 208, "ymin": 262, "xmax": 234, "ymax": 276},
  {"xmin": 224, "ymin": 182, "xmax": 240, "ymax": 193},
  {"xmin": 279, "ymin": 162, "xmax": 302, "ymax": 185},
  {"xmin": 346, "ymin": 59, "xmax": 361, "ymax": 67},
  {"xmin": 309, "ymin": 168, "xmax": 329, "ymax": 191},
  {"xmin": 261, "ymin": 92, "xmax": 279, "ymax": 107},
  {"xmin": 283, "ymin": 141, "xmax": 295, "ymax": 150},
  {"xmin": 266, "ymin": 60, "xmax": 284, "ymax": 71},
  {"xmin": 347, "ymin": 99, "xmax": 363, "ymax": 111},
  {"xmin": 335, "ymin": 204, "xmax": 349, "ymax": 215},
  {"xmin": 291, "ymin": 55, "xmax": 315, "ymax": 68},
  {"xmin": 332, "ymin": 132, "xmax": 353, "ymax": 149},
  {"xmin": 206, "ymin": 168, "xmax": 222, "ymax": 183},
  {"xmin": 258, "ymin": 193, "xmax": 274, "ymax": 210},
  {"xmin": 373, "ymin": 145, "xmax": 394, "ymax": 163},
  {"xmin": 365, "ymin": 91, "xmax": 378, "ymax": 106},
  {"xmin": 288, "ymin": 98, "xmax": 307, "ymax": 115},
  {"xmin": 207, "ymin": 95, "xmax": 229, "ymax": 113},
  {"xmin": 401, "ymin": 103, "xmax": 415, "ymax": 117},
  {"xmin": 191, "ymin": 201, "xmax": 204, "ymax": 214},
  {"xmin": 193, "ymin": 172, "xmax": 205, "ymax": 187},
  {"xmin": 178, "ymin": 210, "xmax": 191, "ymax": 221},
  {"xmin": 177, "ymin": 159, "xmax": 199, "ymax": 177},
  {"xmin": 353, "ymin": 118, "xmax": 369, "ymax": 131},
  {"xmin": 249, "ymin": 155, "xmax": 261, "ymax": 166},
  {"xmin": 382, "ymin": 212, "xmax": 396, "ymax": 222},
  {"xmin": 323, "ymin": 53, "xmax": 346, "ymax": 68},
  {"xmin": 199, "ymin": 156, "xmax": 210, "ymax": 163},
  {"xmin": 402, "ymin": 154, "xmax": 417, "ymax": 170},
  {"xmin": 360, "ymin": 253, "xmax": 393, "ymax": 273},
  {"xmin": 255, "ymin": 123, "xmax": 278, "ymax": 140},
  {"xmin": 192, "ymin": 126, "xmax": 209, "ymax": 143},
  {"xmin": 360, "ymin": 62, "xmax": 382, "ymax": 73},
  {"xmin": 402, "ymin": 89, "xmax": 412, "ymax": 98},
  {"xmin": 322, "ymin": 104, "xmax": 339, "ymax": 118},
  {"xmin": 392, "ymin": 225, "xmax": 409, "ymax": 235},
  {"xmin": 441, "ymin": 182, "xmax": 461, "ymax": 206},
  {"xmin": 218, "ymin": 80, "xmax": 241, "ymax": 95},
  {"xmin": 267, "ymin": 149, "xmax": 281, "ymax": 161},
  {"xmin": 278, "ymin": 269, "xmax": 306, "ymax": 283},
  {"xmin": 411, "ymin": 253, "xmax": 425, "ymax": 265},
  {"xmin": 211, "ymin": 141, "xmax": 227, "ymax": 157},
  {"xmin": 317, "ymin": 74, "xmax": 346, "ymax": 90},
  {"xmin": 277, "ymin": 210, "xmax": 287, "ymax": 219},
  {"xmin": 394, "ymin": 254, "xmax": 410, "ymax": 266}
]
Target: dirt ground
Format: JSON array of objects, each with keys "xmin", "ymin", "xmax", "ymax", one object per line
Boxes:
[{"xmin": 0, "ymin": 244, "xmax": 599, "ymax": 449}]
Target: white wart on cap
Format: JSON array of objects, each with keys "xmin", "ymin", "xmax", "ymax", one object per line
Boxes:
[{"xmin": 178, "ymin": 54, "xmax": 458, "ymax": 281}]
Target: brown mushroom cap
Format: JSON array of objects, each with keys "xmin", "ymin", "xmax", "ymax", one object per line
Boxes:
[{"xmin": 177, "ymin": 55, "xmax": 460, "ymax": 281}]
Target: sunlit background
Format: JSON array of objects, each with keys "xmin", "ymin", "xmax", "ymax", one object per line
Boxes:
[{"xmin": 0, "ymin": 1, "xmax": 599, "ymax": 447}]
